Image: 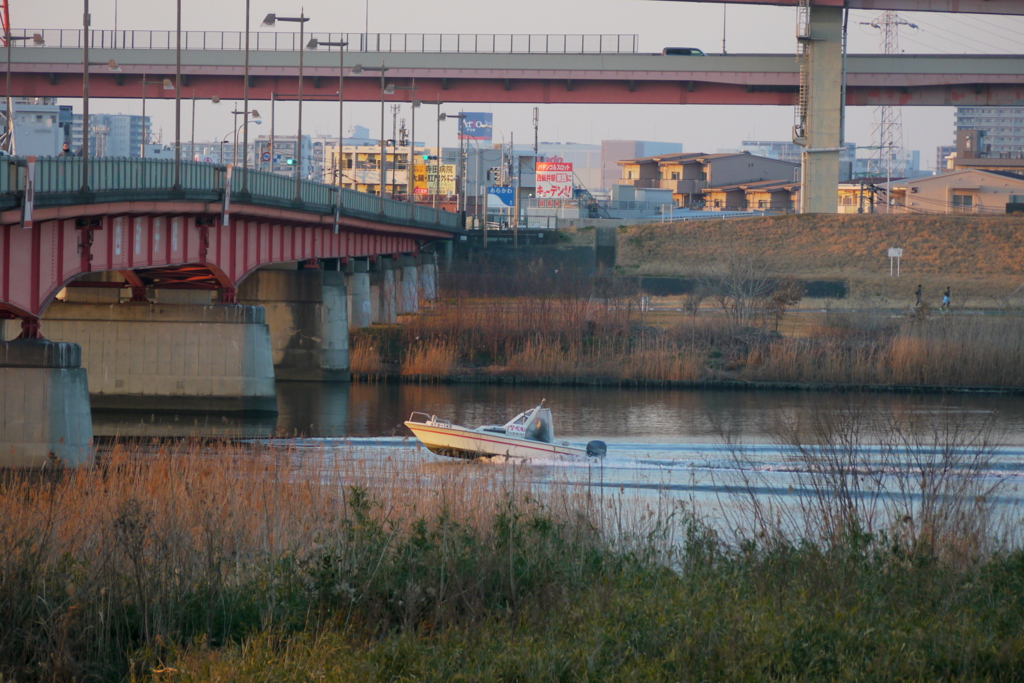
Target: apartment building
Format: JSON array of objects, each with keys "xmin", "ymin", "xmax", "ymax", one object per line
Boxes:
[{"xmin": 616, "ymin": 151, "xmax": 799, "ymax": 208}]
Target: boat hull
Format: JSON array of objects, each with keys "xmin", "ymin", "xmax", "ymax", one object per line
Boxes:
[{"xmin": 405, "ymin": 421, "xmax": 588, "ymax": 460}]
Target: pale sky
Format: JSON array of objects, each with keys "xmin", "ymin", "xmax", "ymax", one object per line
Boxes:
[{"xmin": 17, "ymin": 0, "xmax": 1024, "ymax": 169}]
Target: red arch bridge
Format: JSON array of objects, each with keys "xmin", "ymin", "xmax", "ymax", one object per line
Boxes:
[{"xmin": 0, "ymin": 156, "xmax": 461, "ymax": 337}]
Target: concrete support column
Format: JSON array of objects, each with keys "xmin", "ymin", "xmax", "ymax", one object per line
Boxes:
[
  {"xmin": 798, "ymin": 5, "xmax": 844, "ymax": 214},
  {"xmin": 320, "ymin": 271, "xmax": 350, "ymax": 379},
  {"xmin": 400, "ymin": 255, "xmax": 420, "ymax": 315},
  {"xmin": 419, "ymin": 253, "xmax": 438, "ymax": 301},
  {"xmin": 347, "ymin": 259, "xmax": 372, "ymax": 329},
  {"xmin": 376, "ymin": 259, "xmax": 398, "ymax": 324},
  {"xmin": 0, "ymin": 340, "xmax": 94, "ymax": 468},
  {"xmin": 38, "ymin": 301, "xmax": 277, "ymax": 413},
  {"xmin": 238, "ymin": 269, "xmax": 350, "ymax": 382}
]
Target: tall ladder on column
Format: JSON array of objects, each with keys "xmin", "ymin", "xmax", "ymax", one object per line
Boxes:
[{"xmin": 792, "ymin": 0, "xmax": 811, "ymax": 146}]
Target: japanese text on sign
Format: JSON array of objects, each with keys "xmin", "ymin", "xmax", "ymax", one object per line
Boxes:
[{"xmin": 535, "ymin": 161, "xmax": 573, "ymax": 199}]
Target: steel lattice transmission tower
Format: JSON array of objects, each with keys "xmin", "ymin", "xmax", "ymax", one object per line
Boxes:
[{"xmin": 862, "ymin": 11, "xmax": 917, "ymax": 179}]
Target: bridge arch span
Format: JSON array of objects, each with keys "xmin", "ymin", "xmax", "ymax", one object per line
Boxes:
[{"xmin": 1, "ymin": 200, "xmax": 443, "ymax": 337}]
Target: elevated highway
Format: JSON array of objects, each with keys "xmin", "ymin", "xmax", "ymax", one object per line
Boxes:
[
  {"xmin": 654, "ymin": 0, "xmax": 1024, "ymax": 13},
  {"xmin": 7, "ymin": 40, "xmax": 1024, "ymax": 107}
]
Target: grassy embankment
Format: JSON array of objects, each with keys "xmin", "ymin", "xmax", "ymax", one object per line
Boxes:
[
  {"xmin": 351, "ymin": 245, "xmax": 1024, "ymax": 389},
  {"xmin": 607, "ymin": 213, "xmax": 1024, "ymax": 307},
  {"xmin": 3, "ymin": 405, "xmax": 1023, "ymax": 681}
]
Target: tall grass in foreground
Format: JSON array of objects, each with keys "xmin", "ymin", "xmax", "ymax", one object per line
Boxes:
[
  {"xmin": 716, "ymin": 394, "xmax": 1012, "ymax": 565},
  {"xmin": 3, "ymin": 421, "xmax": 1024, "ymax": 681},
  {"xmin": 0, "ymin": 441, "xmax": 616, "ymax": 681}
]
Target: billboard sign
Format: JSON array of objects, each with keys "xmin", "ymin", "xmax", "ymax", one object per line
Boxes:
[
  {"xmin": 413, "ymin": 163, "xmax": 429, "ymax": 195},
  {"xmin": 427, "ymin": 164, "xmax": 457, "ymax": 195},
  {"xmin": 487, "ymin": 186, "xmax": 516, "ymax": 208},
  {"xmin": 535, "ymin": 161, "xmax": 573, "ymax": 199},
  {"xmin": 458, "ymin": 112, "xmax": 493, "ymax": 142}
]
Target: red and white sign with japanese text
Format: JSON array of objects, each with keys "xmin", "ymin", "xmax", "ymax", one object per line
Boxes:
[{"xmin": 535, "ymin": 161, "xmax": 573, "ymax": 199}]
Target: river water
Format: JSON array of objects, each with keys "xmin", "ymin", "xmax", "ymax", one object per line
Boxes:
[{"xmin": 94, "ymin": 382, "xmax": 1024, "ymax": 526}]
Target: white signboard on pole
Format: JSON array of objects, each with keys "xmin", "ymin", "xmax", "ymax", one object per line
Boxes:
[
  {"xmin": 535, "ymin": 161, "xmax": 573, "ymax": 199},
  {"xmin": 888, "ymin": 247, "xmax": 902, "ymax": 277}
]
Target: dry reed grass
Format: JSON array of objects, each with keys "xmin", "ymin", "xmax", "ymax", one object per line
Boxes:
[
  {"xmin": 400, "ymin": 339, "xmax": 459, "ymax": 377},
  {"xmin": 0, "ymin": 440, "xmax": 603, "ymax": 680},
  {"xmin": 349, "ymin": 337, "xmax": 384, "ymax": 375},
  {"xmin": 740, "ymin": 316, "xmax": 1024, "ymax": 387}
]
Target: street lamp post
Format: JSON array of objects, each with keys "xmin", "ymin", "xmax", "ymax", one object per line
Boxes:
[
  {"xmin": 140, "ymin": 75, "xmax": 173, "ymax": 158},
  {"xmin": 308, "ymin": 35, "xmax": 348, "ymax": 213},
  {"xmin": 223, "ymin": 120, "xmax": 261, "ymax": 165},
  {"xmin": 2, "ymin": 31, "xmax": 44, "ymax": 155},
  {"xmin": 79, "ymin": 0, "xmax": 121, "ymax": 192},
  {"xmin": 268, "ymin": 91, "xmax": 275, "ymax": 172},
  {"xmin": 262, "ymin": 11, "xmax": 313, "ymax": 202},
  {"xmin": 433, "ymin": 99, "xmax": 442, "ymax": 209},
  {"xmin": 78, "ymin": 7, "xmax": 120, "ymax": 188},
  {"xmin": 230, "ymin": 104, "xmax": 262, "ymax": 166},
  {"xmin": 173, "ymin": 0, "xmax": 182, "ymax": 188},
  {"xmin": 388, "ymin": 79, "xmax": 419, "ymax": 212},
  {"xmin": 82, "ymin": 0, "xmax": 89, "ymax": 189},
  {"xmin": 191, "ymin": 91, "xmax": 221, "ymax": 162},
  {"xmin": 352, "ymin": 61, "xmax": 393, "ymax": 212},
  {"xmin": 438, "ymin": 111, "xmax": 466, "ymax": 213},
  {"xmin": 242, "ymin": 0, "xmax": 251, "ymax": 192}
]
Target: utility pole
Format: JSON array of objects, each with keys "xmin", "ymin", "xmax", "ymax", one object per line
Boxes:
[{"xmin": 532, "ymin": 106, "xmax": 538, "ymax": 156}]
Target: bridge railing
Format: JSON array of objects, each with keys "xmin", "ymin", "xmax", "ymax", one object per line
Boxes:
[
  {"xmin": 20, "ymin": 29, "xmax": 639, "ymax": 54},
  {"xmin": 3, "ymin": 157, "xmax": 462, "ymax": 232}
]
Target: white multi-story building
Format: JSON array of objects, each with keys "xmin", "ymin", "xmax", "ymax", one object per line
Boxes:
[
  {"xmin": 72, "ymin": 113, "xmax": 150, "ymax": 157},
  {"xmin": 955, "ymin": 106, "xmax": 1024, "ymax": 158},
  {"xmin": 249, "ymin": 134, "xmax": 313, "ymax": 178},
  {"xmin": 0, "ymin": 97, "xmax": 72, "ymax": 156}
]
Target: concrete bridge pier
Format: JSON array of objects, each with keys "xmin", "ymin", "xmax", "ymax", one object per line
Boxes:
[
  {"xmin": 0, "ymin": 340, "xmax": 94, "ymax": 468},
  {"xmin": 28, "ymin": 293, "xmax": 278, "ymax": 414},
  {"xmin": 797, "ymin": 4, "xmax": 844, "ymax": 214},
  {"xmin": 372, "ymin": 258, "xmax": 399, "ymax": 325},
  {"xmin": 238, "ymin": 267, "xmax": 350, "ymax": 382},
  {"xmin": 419, "ymin": 254, "xmax": 438, "ymax": 302},
  {"xmin": 347, "ymin": 259, "xmax": 372, "ymax": 329},
  {"xmin": 399, "ymin": 255, "xmax": 420, "ymax": 315}
]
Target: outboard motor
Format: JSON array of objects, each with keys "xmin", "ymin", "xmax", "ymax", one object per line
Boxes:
[{"xmin": 586, "ymin": 440, "xmax": 607, "ymax": 458}]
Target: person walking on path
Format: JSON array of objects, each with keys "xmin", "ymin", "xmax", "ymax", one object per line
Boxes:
[
  {"xmin": 915, "ymin": 284, "xmax": 922, "ymax": 307},
  {"xmin": 942, "ymin": 286, "xmax": 951, "ymax": 310}
]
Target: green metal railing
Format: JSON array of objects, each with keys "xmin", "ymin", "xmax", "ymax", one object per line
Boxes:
[{"xmin": 2, "ymin": 157, "xmax": 462, "ymax": 232}]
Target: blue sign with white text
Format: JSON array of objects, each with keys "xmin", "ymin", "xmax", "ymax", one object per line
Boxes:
[
  {"xmin": 459, "ymin": 113, "xmax": 493, "ymax": 141},
  {"xmin": 487, "ymin": 186, "xmax": 515, "ymax": 208}
]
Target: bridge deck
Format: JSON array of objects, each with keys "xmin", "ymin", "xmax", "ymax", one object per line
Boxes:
[{"xmin": 0, "ymin": 158, "xmax": 459, "ymax": 328}]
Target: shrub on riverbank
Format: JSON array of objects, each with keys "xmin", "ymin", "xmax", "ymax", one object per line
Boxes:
[{"xmin": 356, "ymin": 285, "xmax": 1024, "ymax": 388}]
